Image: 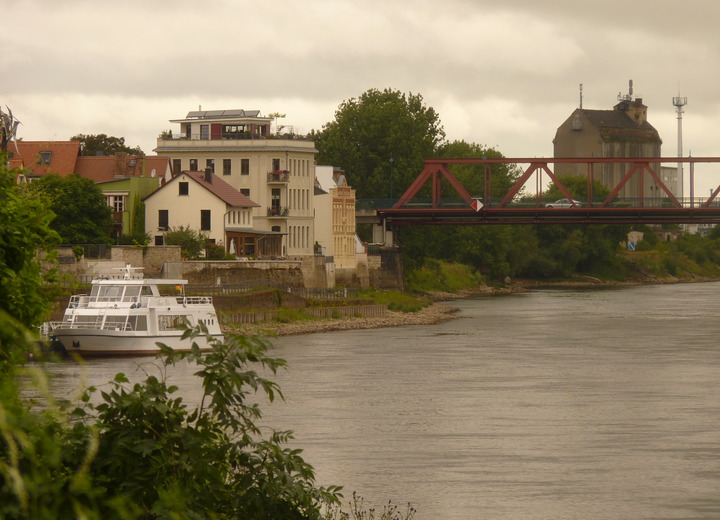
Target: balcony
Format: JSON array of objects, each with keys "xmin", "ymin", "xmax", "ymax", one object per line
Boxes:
[
  {"xmin": 267, "ymin": 170, "xmax": 290, "ymax": 183},
  {"xmin": 267, "ymin": 207, "xmax": 289, "ymax": 218}
]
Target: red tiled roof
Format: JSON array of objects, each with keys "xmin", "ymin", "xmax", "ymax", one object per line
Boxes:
[
  {"xmin": 144, "ymin": 156, "xmax": 172, "ymax": 179},
  {"xmin": 75, "ymin": 156, "xmax": 122, "ymax": 182},
  {"xmin": 6, "ymin": 141, "xmax": 81, "ymax": 176},
  {"xmin": 184, "ymin": 170, "xmax": 259, "ymax": 208},
  {"xmin": 75, "ymin": 154, "xmax": 172, "ymax": 183}
]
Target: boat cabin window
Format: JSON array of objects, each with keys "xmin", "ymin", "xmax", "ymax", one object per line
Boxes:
[
  {"xmin": 92, "ymin": 285, "xmax": 123, "ymax": 302},
  {"xmin": 72, "ymin": 315, "xmax": 100, "ymax": 326},
  {"xmin": 122, "ymin": 285, "xmax": 141, "ymax": 302},
  {"xmin": 158, "ymin": 315, "xmax": 193, "ymax": 331},
  {"xmin": 126, "ymin": 315, "xmax": 148, "ymax": 331},
  {"xmin": 142, "ymin": 286, "xmax": 154, "ymax": 296}
]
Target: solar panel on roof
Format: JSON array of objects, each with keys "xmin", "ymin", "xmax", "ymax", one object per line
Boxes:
[
  {"xmin": 223, "ymin": 109, "xmax": 245, "ymax": 117},
  {"xmin": 205, "ymin": 110, "xmax": 224, "ymax": 117}
]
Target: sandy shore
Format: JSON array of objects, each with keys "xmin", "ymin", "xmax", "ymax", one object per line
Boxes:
[{"xmin": 222, "ymin": 284, "xmax": 519, "ymax": 337}]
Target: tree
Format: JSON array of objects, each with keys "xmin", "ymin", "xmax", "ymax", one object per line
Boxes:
[
  {"xmin": 71, "ymin": 133, "xmax": 144, "ymax": 156},
  {"xmin": 27, "ymin": 174, "xmax": 113, "ymax": 245},
  {"xmin": 435, "ymin": 140, "xmax": 521, "ymax": 202},
  {"xmin": 313, "ymin": 88, "xmax": 445, "ymax": 199},
  {"xmin": 0, "ymin": 153, "xmax": 59, "ymax": 359},
  {"xmin": 543, "ymin": 174, "xmax": 610, "ymax": 203},
  {"xmin": 165, "ymin": 227, "xmax": 207, "ymax": 259}
]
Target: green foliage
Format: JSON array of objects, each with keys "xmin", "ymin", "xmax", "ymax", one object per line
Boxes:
[
  {"xmin": 205, "ymin": 241, "xmax": 233, "ymax": 260},
  {"xmin": 71, "ymin": 133, "xmax": 144, "ymax": 156},
  {"xmin": 324, "ymin": 491, "xmax": 416, "ymax": 520},
  {"xmin": 1, "ymin": 325, "xmax": 343, "ymax": 519},
  {"xmin": 272, "ymin": 309, "xmax": 318, "ymax": 323},
  {"xmin": 406, "ymin": 259, "xmax": 485, "ymax": 293},
  {"xmin": 27, "ymin": 174, "xmax": 113, "ymax": 245},
  {"xmin": 543, "ymin": 174, "xmax": 611, "ymax": 203},
  {"xmin": 359, "ymin": 289, "xmax": 430, "ymax": 313},
  {"xmin": 313, "ymin": 88, "xmax": 445, "ymax": 199},
  {"xmin": 435, "ymin": 141, "xmax": 520, "ymax": 200},
  {"xmin": 164, "ymin": 227, "xmax": 207, "ymax": 259},
  {"xmin": 0, "ymin": 154, "xmax": 59, "ymax": 354}
]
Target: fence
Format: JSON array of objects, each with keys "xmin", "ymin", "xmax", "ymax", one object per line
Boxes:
[
  {"xmin": 186, "ymin": 280, "xmax": 359, "ymax": 300},
  {"xmin": 222, "ymin": 304, "xmax": 386, "ymax": 325}
]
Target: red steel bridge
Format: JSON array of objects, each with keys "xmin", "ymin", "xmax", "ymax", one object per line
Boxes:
[{"xmin": 374, "ymin": 157, "xmax": 720, "ymax": 226}]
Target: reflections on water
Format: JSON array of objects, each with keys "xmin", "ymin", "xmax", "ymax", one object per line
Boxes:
[{"xmin": 50, "ymin": 282, "xmax": 720, "ymax": 520}]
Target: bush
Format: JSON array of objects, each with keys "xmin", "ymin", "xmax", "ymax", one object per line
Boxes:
[
  {"xmin": 0, "ymin": 326, "xmax": 342, "ymax": 519},
  {"xmin": 164, "ymin": 227, "xmax": 207, "ymax": 259}
]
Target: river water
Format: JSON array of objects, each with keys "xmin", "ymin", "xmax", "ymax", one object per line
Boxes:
[{"xmin": 49, "ymin": 282, "xmax": 720, "ymax": 519}]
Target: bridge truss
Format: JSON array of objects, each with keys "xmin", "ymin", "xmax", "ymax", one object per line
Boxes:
[{"xmin": 377, "ymin": 157, "xmax": 720, "ymax": 226}]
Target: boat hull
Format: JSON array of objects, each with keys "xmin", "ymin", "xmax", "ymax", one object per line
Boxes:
[{"xmin": 53, "ymin": 329, "xmax": 224, "ymax": 356}]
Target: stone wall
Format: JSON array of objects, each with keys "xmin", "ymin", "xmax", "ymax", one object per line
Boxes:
[{"xmin": 163, "ymin": 260, "xmax": 306, "ymax": 286}]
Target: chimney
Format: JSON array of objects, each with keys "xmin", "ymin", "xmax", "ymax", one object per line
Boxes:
[{"xmin": 204, "ymin": 167, "xmax": 213, "ymax": 183}]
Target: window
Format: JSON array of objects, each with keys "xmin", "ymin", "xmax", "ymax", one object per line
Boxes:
[
  {"xmin": 241, "ymin": 158, "xmax": 250, "ymax": 175},
  {"xmin": 158, "ymin": 210, "xmax": 169, "ymax": 230},
  {"xmin": 243, "ymin": 237, "xmax": 255, "ymax": 256},
  {"xmin": 179, "ymin": 182, "xmax": 189, "ymax": 196},
  {"xmin": 271, "ymin": 188, "xmax": 281, "ymax": 214},
  {"xmin": 206, "ymin": 159, "xmax": 214, "ymax": 173},
  {"xmin": 38, "ymin": 151, "xmax": 52, "ymax": 165},
  {"xmin": 107, "ymin": 195, "xmax": 125, "ymax": 212},
  {"xmin": 222, "ymin": 124, "xmax": 249, "ymax": 139},
  {"xmin": 240, "ymin": 188, "xmax": 250, "ymax": 197},
  {"xmin": 200, "ymin": 210, "xmax": 211, "ymax": 231},
  {"xmin": 272, "ymin": 158, "xmax": 281, "ymax": 171},
  {"xmin": 200, "ymin": 124, "xmax": 209, "ymax": 140},
  {"xmin": 172, "ymin": 159, "xmax": 181, "ymax": 175},
  {"xmin": 223, "ymin": 159, "xmax": 231, "ymax": 175},
  {"xmin": 189, "ymin": 159, "xmax": 198, "ymax": 170}
]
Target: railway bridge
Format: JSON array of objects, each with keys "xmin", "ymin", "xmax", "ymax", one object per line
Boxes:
[{"xmin": 372, "ymin": 157, "xmax": 720, "ymax": 227}]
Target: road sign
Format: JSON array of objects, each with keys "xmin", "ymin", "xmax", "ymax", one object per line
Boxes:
[{"xmin": 471, "ymin": 199, "xmax": 483, "ymax": 212}]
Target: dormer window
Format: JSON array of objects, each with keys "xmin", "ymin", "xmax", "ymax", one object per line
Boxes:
[{"xmin": 38, "ymin": 151, "xmax": 52, "ymax": 165}]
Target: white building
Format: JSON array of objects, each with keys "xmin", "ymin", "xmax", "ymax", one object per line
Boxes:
[
  {"xmin": 154, "ymin": 109, "xmax": 317, "ymax": 257},
  {"xmin": 144, "ymin": 170, "xmax": 270, "ymax": 255}
]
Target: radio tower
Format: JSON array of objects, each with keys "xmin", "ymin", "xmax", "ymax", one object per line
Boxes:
[{"xmin": 672, "ymin": 92, "xmax": 687, "ymax": 202}]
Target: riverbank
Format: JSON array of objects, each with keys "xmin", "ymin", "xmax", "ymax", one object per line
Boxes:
[
  {"xmin": 223, "ymin": 274, "xmax": 720, "ymax": 337},
  {"xmin": 222, "ymin": 284, "xmax": 521, "ymax": 337}
]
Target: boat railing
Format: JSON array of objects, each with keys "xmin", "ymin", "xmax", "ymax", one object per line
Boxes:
[
  {"xmin": 49, "ymin": 319, "xmax": 137, "ymax": 332},
  {"xmin": 178, "ymin": 296, "xmax": 213, "ymax": 305}
]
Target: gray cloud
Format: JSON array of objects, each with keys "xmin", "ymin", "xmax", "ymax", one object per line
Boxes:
[{"xmin": 4, "ymin": 0, "xmax": 720, "ymax": 192}]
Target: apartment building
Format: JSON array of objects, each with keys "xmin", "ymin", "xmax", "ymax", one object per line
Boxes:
[{"xmin": 154, "ymin": 109, "xmax": 317, "ymax": 257}]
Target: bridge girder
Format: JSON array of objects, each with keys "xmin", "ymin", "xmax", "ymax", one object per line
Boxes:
[{"xmin": 379, "ymin": 157, "xmax": 720, "ymax": 226}]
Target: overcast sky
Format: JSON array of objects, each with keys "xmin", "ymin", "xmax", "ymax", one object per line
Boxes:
[{"xmin": 4, "ymin": 0, "xmax": 720, "ymax": 194}]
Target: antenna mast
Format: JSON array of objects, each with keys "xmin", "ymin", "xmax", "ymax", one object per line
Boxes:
[
  {"xmin": 579, "ymin": 84, "xmax": 583, "ymax": 109},
  {"xmin": 672, "ymin": 92, "xmax": 688, "ymax": 202}
]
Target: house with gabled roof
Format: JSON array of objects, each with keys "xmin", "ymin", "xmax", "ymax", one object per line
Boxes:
[
  {"xmin": 142, "ymin": 169, "xmax": 293, "ymax": 258},
  {"xmin": 553, "ymin": 86, "xmax": 665, "ymax": 201}
]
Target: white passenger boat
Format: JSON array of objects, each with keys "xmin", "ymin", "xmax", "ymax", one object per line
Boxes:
[{"xmin": 46, "ymin": 265, "xmax": 222, "ymax": 356}]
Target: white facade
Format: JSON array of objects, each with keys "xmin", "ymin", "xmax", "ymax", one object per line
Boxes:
[
  {"xmin": 155, "ymin": 109, "xmax": 317, "ymax": 257},
  {"xmin": 144, "ymin": 171, "xmax": 257, "ymax": 249}
]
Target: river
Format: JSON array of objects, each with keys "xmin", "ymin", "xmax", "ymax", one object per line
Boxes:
[{"xmin": 49, "ymin": 282, "xmax": 720, "ymax": 519}]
